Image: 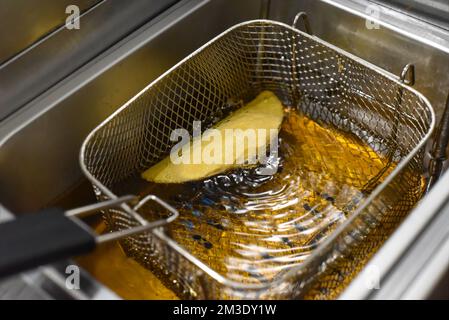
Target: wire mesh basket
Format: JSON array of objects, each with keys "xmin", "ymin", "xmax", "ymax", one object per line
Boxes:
[{"xmin": 80, "ymin": 18, "xmax": 435, "ymax": 299}]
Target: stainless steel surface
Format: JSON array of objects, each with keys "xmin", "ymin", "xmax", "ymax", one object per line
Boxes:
[
  {"xmin": 0, "ymin": 276, "xmax": 51, "ymax": 300},
  {"xmin": 0, "ymin": 0, "xmax": 448, "ymax": 300},
  {"xmin": 0, "ymin": 0, "xmax": 179, "ymax": 121},
  {"xmin": 376, "ymin": 199, "xmax": 449, "ymax": 299},
  {"xmin": 341, "ymin": 169, "xmax": 449, "ymax": 299},
  {"xmin": 0, "ymin": 0, "xmax": 100, "ymax": 64},
  {"xmin": 26, "ymin": 263, "xmax": 119, "ymax": 300},
  {"xmin": 258, "ymin": 0, "xmax": 271, "ymax": 19},
  {"xmin": 372, "ymin": 0, "xmax": 449, "ymax": 30},
  {"xmin": 270, "ymin": 0, "xmax": 449, "ymax": 121}
]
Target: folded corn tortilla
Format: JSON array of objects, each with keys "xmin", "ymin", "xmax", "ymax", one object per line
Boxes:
[{"xmin": 141, "ymin": 90, "xmax": 284, "ymax": 183}]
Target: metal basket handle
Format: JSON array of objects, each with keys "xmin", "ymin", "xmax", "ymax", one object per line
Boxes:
[
  {"xmin": 0, "ymin": 194, "xmax": 178, "ymax": 278},
  {"xmin": 93, "ymin": 194, "xmax": 179, "ymax": 243}
]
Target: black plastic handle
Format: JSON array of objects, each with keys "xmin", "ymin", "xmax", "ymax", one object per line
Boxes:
[{"xmin": 0, "ymin": 208, "xmax": 96, "ymax": 278}]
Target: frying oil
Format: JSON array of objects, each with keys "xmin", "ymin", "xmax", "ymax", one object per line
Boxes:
[{"xmin": 134, "ymin": 106, "xmax": 398, "ymax": 285}]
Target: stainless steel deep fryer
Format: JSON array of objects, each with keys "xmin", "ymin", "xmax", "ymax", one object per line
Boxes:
[{"xmin": 79, "ymin": 15, "xmax": 435, "ymax": 299}]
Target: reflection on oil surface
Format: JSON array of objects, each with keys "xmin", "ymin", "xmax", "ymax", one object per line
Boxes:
[{"xmin": 136, "ymin": 108, "xmax": 394, "ymax": 286}]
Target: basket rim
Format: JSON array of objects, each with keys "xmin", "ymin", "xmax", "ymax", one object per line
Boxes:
[{"xmin": 79, "ymin": 18, "xmax": 436, "ymax": 293}]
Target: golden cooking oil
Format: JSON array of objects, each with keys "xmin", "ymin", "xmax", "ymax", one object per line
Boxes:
[
  {"xmin": 72, "ymin": 103, "xmax": 426, "ymax": 299},
  {"xmin": 134, "ymin": 107, "xmax": 399, "ymax": 286}
]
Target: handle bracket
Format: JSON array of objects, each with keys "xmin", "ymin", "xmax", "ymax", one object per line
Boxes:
[
  {"xmin": 95, "ymin": 195, "xmax": 179, "ymax": 243},
  {"xmin": 292, "ymin": 12, "xmax": 313, "ymax": 35},
  {"xmin": 399, "ymin": 63, "xmax": 415, "ymax": 86},
  {"xmin": 66, "ymin": 194, "xmax": 178, "ymax": 243}
]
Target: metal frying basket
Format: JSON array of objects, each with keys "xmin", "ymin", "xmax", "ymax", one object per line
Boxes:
[{"xmin": 80, "ymin": 17, "xmax": 435, "ymax": 299}]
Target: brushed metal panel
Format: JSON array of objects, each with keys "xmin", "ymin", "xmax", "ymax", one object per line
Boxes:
[
  {"xmin": 0, "ymin": 0, "xmax": 100, "ymax": 64},
  {"xmin": 0, "ymin": 0, "xmax": 178, "ymax": 121}
]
